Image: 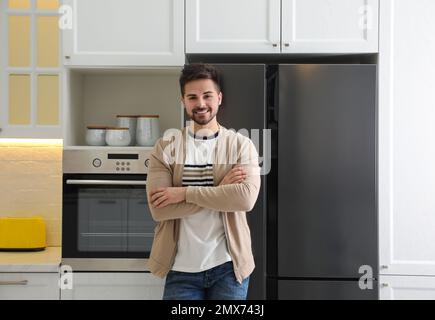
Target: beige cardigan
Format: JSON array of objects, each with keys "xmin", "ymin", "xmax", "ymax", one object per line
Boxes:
[{"xmin": 146, "ymin": 126, "xmax": 261, "ymax": 283}]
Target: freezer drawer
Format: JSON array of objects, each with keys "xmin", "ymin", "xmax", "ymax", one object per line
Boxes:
[{"xmin": 278, "ymin": 279, "xmax": 378, "ymax": 300}]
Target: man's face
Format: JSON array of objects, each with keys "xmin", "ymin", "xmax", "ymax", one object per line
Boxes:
[{"xmin": 182, "ymin": 79, "xmax": 222, "ymax": 126}]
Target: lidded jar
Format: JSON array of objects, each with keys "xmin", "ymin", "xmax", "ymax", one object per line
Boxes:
[
  {"xmin": 136, "ymin": 115, "xmax": 160, "ymax": 147},
  {"xmin": 105, "ymin": 127, "xmax": 131, "ymax": 147},
  {"xmin": 86, "ymin": 126, "xmax": 107, "ymax": 146},
  {"xmin": 116, "ymin": 115, "xmax": 139, "ymax": 146}
]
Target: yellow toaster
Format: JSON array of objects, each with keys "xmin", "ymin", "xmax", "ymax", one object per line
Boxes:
[{"xmin": 0, "ymin": 217, "xmax": 46, "ymax": 251}]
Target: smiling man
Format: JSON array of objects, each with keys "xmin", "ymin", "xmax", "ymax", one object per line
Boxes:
[{"xmin": 146, "ymin": 63, "xmax": 261, "ymax": 300}]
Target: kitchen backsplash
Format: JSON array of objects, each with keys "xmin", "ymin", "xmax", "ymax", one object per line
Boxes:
[{"xmin": 0, "ymin": 140, "xmax": 62, "ymax": 246}]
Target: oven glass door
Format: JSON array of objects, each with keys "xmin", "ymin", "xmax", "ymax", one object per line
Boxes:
[{"xmin": 63, "ymin": 174, "xmax": 155, "ymax": 258}]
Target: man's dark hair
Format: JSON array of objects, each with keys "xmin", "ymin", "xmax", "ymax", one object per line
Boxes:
[{"xmin": 179, "ymin": 63, "xmax": 221, "ymax": 96}]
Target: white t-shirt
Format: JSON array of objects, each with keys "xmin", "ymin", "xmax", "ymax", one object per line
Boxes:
[{"xmin": 171, "ymin": 131, "xmax": 232, "ymax": 272}]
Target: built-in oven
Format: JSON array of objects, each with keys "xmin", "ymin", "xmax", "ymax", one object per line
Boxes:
[{"xmin": 62, "ymin": 149, "xmax": 155, "ymax": 271}]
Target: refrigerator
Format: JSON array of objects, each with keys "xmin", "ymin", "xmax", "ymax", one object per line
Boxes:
[{"xmin": 185, "ymin": 64, "xmax": 378, "ymax": 300}]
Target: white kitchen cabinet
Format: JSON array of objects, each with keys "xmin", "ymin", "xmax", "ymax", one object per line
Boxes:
[
  {"xmin": 282, "ymin": 0, "xmax": 378, "ymax": 53},
  {"xmin": 0, "ymin": 0, "xmax": 63, "ymax": 139},
  {"xmin": 379, "ymin": 276, "xmax": 435, "ymax": 300},
  {"xmin": 0, "ymin": 273, "xmax": 59, "ymax": 300},
  {"xmin": 62, "ymin": 0, "xmax": 184, "ymax": 67},
  {"xmin": 378, "ymin": 0, "xmax": 435, "ymax": 276},
  {"xmin": 186, "ymin": 0, "xmax": 281, "ymax": 54},
  {"xmin": 186, "ymin": 0, "xmax": 378, "ymax": 54},
  {"xmin": 60, "ymin": 272, "xmax": 164, "ymax": 300}
]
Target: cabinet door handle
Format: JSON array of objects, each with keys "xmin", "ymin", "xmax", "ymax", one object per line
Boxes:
[
  {"xmin": 284, "ymin": 43, "xmax": 290, "ymax": 47},
  {"xmin": 0, "ymin": 280, "xmax": 28, "ymax": 286},
  {"xmin": 272, "ymin": 43, "xmax": 278, "ymax": 47}
]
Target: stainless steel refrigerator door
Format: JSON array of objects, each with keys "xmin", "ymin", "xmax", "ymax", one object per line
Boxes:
[
  {"xmin": 210, "ymin": 64, "xmax": 267, "ymax": 300},
  {"xmin": 277, "ymin": 65, "xmax": 377, "ymax": 278}
]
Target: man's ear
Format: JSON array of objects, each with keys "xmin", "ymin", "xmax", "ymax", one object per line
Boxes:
[{"xmin": 218, "ymin": 92, "xmax": 223, "ymax": 106}]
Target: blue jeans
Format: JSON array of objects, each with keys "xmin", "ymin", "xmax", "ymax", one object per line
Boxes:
[{"xmin": 163, "ymin": 261, "xmax": 250, "ymax": 300}]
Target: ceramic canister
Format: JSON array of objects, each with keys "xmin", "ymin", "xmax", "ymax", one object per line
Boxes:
[
  {"xmin": 86, "ymin": 126, "xmax": 107, "ymax": 146},
  {"xmin": 105, "ymin": 127, "xmax": 131, "ymax": 146},
  {"xmin": 116, "ymin": 115, "xmax": 138, "ymax": 146},
  {"xmin": 136, "ymin": 115, "xmax": 160, "ymax": 147}
]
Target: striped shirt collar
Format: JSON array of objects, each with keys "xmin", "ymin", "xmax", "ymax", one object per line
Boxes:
[{"xmin": 187, "ymin": 128, "xmax": 220, "ymax": 140}]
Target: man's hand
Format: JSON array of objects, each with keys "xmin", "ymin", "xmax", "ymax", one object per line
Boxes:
[
  {"xmin": 150, "ymin": 187, "xmax": 187, "ymax": 209},
  {"xmin": 219, "ymin": 166, "xmax": 247, "ymax": 186}
]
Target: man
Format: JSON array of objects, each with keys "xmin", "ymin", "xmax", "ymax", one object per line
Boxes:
[{"xmin": 146, "ymin": 63, "xmax": 261, "ymax": 300}]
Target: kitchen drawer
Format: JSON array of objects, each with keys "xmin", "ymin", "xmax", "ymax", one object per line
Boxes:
[
  {"xmin": 277, "ymin": 279, "xmax": 378, "ymax": 300},
  {"xmin": 60, "ymin": 272, "xmax": 164, "ymax": 300},
  {"xmin": 379, "ymin": 275, "xmax": 435, "ymax": 300},
  {"xmin": 0, "ymin": 273, "xmax": 59, "ymax": 300}
]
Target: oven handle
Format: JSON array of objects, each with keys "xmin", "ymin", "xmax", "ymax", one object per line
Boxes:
[{"xmin": 66, "ymin": 180, "xmax": 147, "ymax": 186}]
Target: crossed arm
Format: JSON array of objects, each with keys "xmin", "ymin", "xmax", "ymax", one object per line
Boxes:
[
  {"xmin": 150, "ymin": 166, "xmax": 248, "ymax": 209},
  {"xmin": 146, "ymin": 145, "xmax": 261, "ymax": 222}
]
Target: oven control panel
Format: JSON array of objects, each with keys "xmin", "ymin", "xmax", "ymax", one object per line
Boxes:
[{"xmin": 63, "ymin": 148, "xmax": 151, "ymax": 174}]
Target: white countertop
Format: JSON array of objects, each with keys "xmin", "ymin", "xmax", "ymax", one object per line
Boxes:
[{"xmin": 0, "ymin": 247, "xmax": 61, "ymax": 273}]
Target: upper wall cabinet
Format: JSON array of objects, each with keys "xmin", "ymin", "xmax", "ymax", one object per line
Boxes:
[
  {"xmin": 62, "ymin": 0, "xmax": 185, "ymax": 67},
  {"xmin": 282, "ymin": 0, "xmax": 378, "ymax": 53},
  {"xmin": 0, "ymin": 0, "xmax": 62, "ymax": 139},
  {"xmin": 186, "ymin": 0, "xmax": 379, "ymax": 54},
  {"xmin": 186, "ymin": 0, "xmax": 281, "ymax": 54}
]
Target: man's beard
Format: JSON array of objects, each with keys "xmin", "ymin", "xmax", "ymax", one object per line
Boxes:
[{"xmin": 190, "ymin": 108, "xmax": 217, "ymax": 125}]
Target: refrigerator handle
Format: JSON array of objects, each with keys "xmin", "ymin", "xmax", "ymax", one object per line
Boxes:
[
  {"xmin": 274, "ymin": 72, "xmax": 279, "ymax": 123},
  {"xmin": 267, "ymin": 69, "xmax": 279, "ymax": 124}
]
